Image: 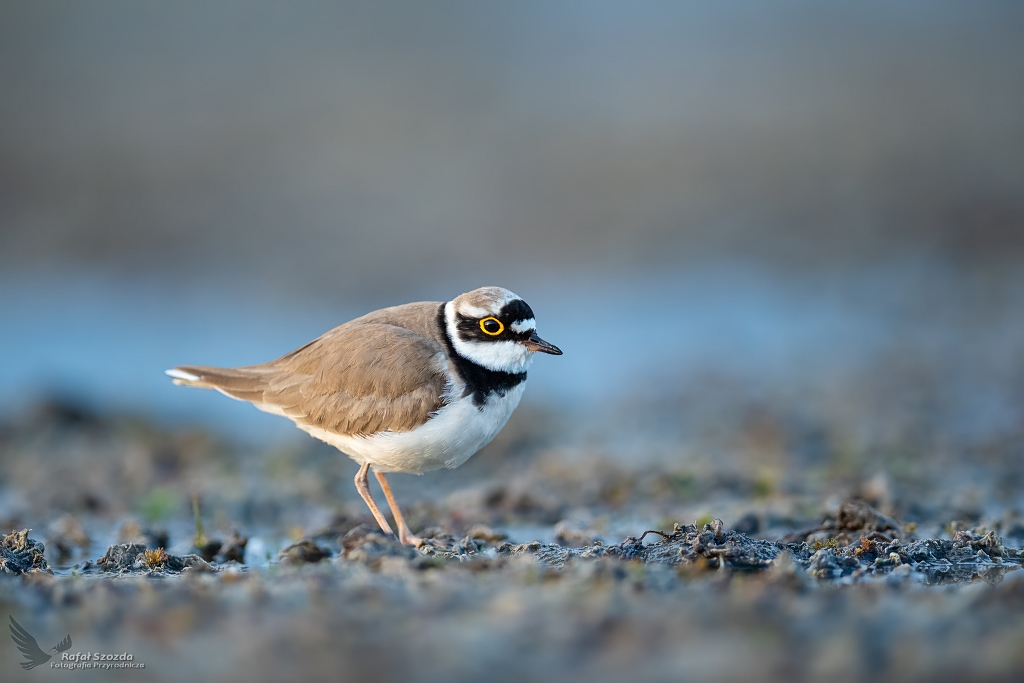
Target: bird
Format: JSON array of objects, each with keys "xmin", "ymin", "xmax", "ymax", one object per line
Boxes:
[
  {"xmin": 166, "ymin": 286, "xmax": 561, "ymax": 546},
  {"xmin": 9, "ymin": 616, "xmax": 72, "ymax": 670}
]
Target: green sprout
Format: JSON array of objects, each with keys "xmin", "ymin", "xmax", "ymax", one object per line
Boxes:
[{"xmin": 192, "ymin": 494, "xmax": 207, "ymax": 547}]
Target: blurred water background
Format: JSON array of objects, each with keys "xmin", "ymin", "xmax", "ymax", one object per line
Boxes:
[{"xmin": 1, "ymin": 0, "xmax": 1023, "ymax": 472}]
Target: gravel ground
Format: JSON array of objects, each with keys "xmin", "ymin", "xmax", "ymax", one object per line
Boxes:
[{"xmin": 2, "ymin": 393, "xmax": 1024, "ymax": 682}]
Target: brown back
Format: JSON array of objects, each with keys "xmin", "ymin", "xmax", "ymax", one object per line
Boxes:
[{"xmin": 172, "ymin": 301, "xmax": 450, "ymax": 435}]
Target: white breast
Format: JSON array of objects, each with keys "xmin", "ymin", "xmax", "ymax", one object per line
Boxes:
[{"xmin": 298, "ymin": 382, "xmax": 527, "ymax": 474}]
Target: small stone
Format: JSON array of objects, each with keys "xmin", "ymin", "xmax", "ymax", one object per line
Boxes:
[
  {"xmin": 97, "ymin": 543, "xmax": 148, "ymax": 571},
  {"xmin": 709, "ymin": 518, "xmax": 725, "ymax": 539},
  {"xmin": 278, "ymin": 540, "xmax": 330, "ymax": 565},
  {"xmin": 178, "ymin": 555, "xmax": 215, "ymax": 573}
]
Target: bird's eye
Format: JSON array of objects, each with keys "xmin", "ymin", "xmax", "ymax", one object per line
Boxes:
[{"xmin": 479, "ymin": 317, "xmax": 504, "ymax": 336}]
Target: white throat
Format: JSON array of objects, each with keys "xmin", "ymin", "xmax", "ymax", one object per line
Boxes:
[{"xmin": 444, "ymin": 301, "xmax": 535, "ymax": 374}]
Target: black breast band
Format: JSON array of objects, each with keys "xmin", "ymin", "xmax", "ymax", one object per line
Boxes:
[{"xmin": 437, "ymin": 304, "xmax": 527, "ymax": 408}]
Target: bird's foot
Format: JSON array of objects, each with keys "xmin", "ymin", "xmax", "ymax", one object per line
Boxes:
[{"xmin": 399, "ymin": 531, "xmax": 424, "ymax": 548}]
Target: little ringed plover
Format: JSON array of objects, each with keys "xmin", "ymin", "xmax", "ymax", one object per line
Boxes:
[{"xmin": 166, "ymin": 286, "xmax": 561, "ymax": 546}]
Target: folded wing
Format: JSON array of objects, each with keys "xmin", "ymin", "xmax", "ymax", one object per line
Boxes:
[{"xmin": 169, "ymin": 322, "xmax": 450, "ymax": 436}]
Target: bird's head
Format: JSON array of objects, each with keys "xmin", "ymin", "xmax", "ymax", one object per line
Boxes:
[{"xmin": 444, "ymin": 286, "xmax": 561, "ymax": 373}]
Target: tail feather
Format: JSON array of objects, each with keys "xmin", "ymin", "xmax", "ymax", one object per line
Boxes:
[
  {"xmin": 165, "ymin": 365, "xmax": 273, "ymax": 403},
  {"xmin": 165, "ymin": 368, "xmax": 201, "ymax": 383}
]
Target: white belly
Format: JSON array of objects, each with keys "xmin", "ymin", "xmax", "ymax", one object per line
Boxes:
[{"xmin": 298, "ymin": 382, "xmax": 526, "ymax": 474}]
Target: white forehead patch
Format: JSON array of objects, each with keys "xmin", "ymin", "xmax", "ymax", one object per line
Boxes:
[
  {"xmin": 456, "ymin": 302, "xmax": 495, "ymax": 318},
  {"xmin": 510, "ymin": 318, "xmax": 536, "ymax": 334},
  {"xmin": 454, "ymin": 287, "xmax": 522, "ymax": 319}
]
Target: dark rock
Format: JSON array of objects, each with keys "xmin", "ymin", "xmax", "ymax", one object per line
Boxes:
[
  {"xmin": 0, "ymin": 529, "xmax": 51, "ymax": 575},
  {"xmin": 97, "ymin": 542, "xmax": 148, "ymax": 570},
  {"xmin": 176, "ymin": 555, "xmax": 216, "ymax": 573},
  {"xmin": 96, "ymin": 543, "xmax": 212, "ymax": 574},
  {"xmin": 278, "ymin": 540, "xmax": 330, "ymax": 565},
  {"xmin": 806, "ymin": 547, "xmax": 860, "ymax": 580},
  {"xmin": 641, "ymin": 522, "xmax": 779, "ymax": 570}
]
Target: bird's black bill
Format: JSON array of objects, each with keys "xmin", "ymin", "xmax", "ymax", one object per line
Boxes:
[{"xmin": 523, "ymin": 332, "xmax": 562, "ymax": 355}]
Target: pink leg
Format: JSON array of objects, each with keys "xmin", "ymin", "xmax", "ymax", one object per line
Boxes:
[
  {"xmin": 374, "ymin": 469, "xmax": 423, "ymax": 547},
  {"xmin": 354, "ymin": 462, "xmax": 394, "ymax": 535}
]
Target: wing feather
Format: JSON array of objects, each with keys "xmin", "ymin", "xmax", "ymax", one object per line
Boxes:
[
  {"xmin": 170, "ymin": 317, "xmax": 450, "ymax": 436},
  {"xmin": 267, "ymin": 323, "xmax": 449, "ymax": 435}
]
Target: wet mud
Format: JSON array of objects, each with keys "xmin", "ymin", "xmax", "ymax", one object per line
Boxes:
[{"xmin": 2, "ymin": 400, "xmax": 1024, "ymax": 682}]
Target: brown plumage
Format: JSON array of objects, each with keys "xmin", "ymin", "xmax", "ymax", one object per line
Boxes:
[
  {"xmin": 170, "ymin": 301, "xmax": 450, "ymax": 436},
  {"xmin": 169, "ymin": 287, "xmax": 562, "ymax": 547}
]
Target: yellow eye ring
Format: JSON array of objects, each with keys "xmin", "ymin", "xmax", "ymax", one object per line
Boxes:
[{"xmin": 479, "ymin": 317, "xmax": 504, "ymax": 336}]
